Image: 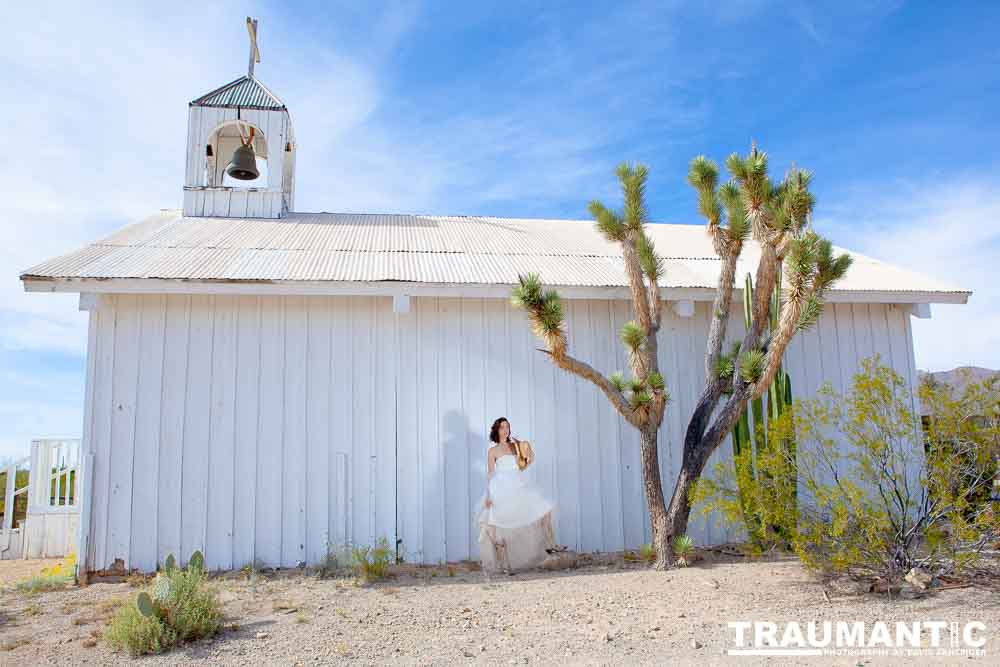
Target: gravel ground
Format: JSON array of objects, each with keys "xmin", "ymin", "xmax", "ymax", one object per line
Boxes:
[{"xmin": 1, "ymin": 552, "xmax": 998, "ymax": 665}]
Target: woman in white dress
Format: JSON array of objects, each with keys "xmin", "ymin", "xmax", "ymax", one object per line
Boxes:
[{"xmin": 475, "ymin": 417, "xmax": 567, "ymax": 573}]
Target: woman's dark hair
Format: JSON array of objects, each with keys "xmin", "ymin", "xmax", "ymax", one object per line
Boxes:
[{"xmin": 489, "ymin": 417, "xmax": 511, "ymax": 444}]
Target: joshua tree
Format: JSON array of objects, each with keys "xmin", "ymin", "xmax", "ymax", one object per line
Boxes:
[
  {"xmin": 668, "ymin": 146, "xmax": 851, "ymax": 558},
  {"xmin": 512, "ymin": 162, "xmax": 672, "ymax": 566},
  {"xmin": 512, "ymin": 144, "xmax": 851, "ymax": 569}
]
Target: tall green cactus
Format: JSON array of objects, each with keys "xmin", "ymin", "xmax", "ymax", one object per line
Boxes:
[{"xmin": 730, "ymin": 271, "xmax": 796, "ymax": 545}]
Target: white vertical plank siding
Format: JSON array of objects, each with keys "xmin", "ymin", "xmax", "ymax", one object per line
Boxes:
[
  {"xmin": 439, "ymin": 298, "xmax": 468, "ymax": 562},
  {"xmin": 395, "ymin": 300, "xmax": 420, "ymax": 562},
  {"xmin": 329, "ymin": 297, "xmax": 355, "ymax": 550},
  {"xmin": 573, "ymin": 302, "xmax": 603, "ymax": 552},
  {"xmin": 83, "ymin": 294, "xmax": 925, "ymax": 570},
  {"xmin": 255, "ymin": 297, "xmax": 284, "ymax": 566},
  {"xmin": 350, "ymin": 298, "xmax": 375, "ymax": 548},
  {"xmin": 461, "ymin": 300, "xmax": 487, "ymax": 558},
  {"xmin": 131, "ymin": 295, "xmax": 165, "ymax": 571},
  {"xmin": 305, "ymin": 298, "xmax": 332, "ymax": 564},
  {"xmin": 90, "ymin": 302, "xmax": 114, "ymax": 570},
  {"xmin": 374, "ymin": 299, "xmax": 398, "ymax": 553},
  {"xmin": 232, "ymin": 296, "xmax": 261, "ymax": 567},
  {"xmin": 181, "ymin": 296, "xmax": 213, "ymax": 565},
  {"xmin": 282, "ymin": 296, "xmax": 308, "ymax": 567},
  {"xmin": 157, "ymin": 297, "xmax": 189, "ymax": 566},
  {"xmin": 107, "ymin": 295, "xmax": 139, "ymax": 567},
  {"xmin": 206, "ymin": 296, "xmax": 238, "ymax": 570},
  {"xmin": 416, "ymin": 297, "xmax": 444, "ymax": 563}
]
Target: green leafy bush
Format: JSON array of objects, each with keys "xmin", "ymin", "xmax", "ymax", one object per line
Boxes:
[
  {"xmin": 693, "ymin": 357, "xmax": 1000, "ymax": 584},
  {"xmin": 104, "ymin": 550, "xmax": 223, "ymax": 656}
]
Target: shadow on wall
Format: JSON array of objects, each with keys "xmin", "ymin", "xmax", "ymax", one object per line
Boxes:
[{"xmin": 443, "ymin": 409, "xmax": 486, "ymax": 563}]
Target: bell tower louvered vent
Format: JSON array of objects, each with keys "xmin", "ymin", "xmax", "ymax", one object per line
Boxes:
[{"xmin": 182, "ymin": 17, "xmax": 296, "ymax": 218}]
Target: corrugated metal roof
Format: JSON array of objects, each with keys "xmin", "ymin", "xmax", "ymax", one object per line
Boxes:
[
  {"xmin": 21, "ymin": 210, "xmax": 970, "ymax": 299},
  {"xmin": 191, "ymin": 76, "xmax": 285, "ymax": 110}
]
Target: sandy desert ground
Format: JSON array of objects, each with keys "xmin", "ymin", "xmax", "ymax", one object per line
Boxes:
[{"xmin": 1, "ymin": 551, "xmax": 998, "ymax": 666}]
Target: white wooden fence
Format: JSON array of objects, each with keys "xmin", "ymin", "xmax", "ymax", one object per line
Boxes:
[
  {"xmin": 0, "ymin": 439, "xmax": 81, "ymax": 560},
  {"xmin": 0, "ymin": 454, "xmax": 30, "ymax": 559}
]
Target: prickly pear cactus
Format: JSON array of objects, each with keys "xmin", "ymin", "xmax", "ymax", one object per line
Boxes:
[
  {"xmin": 164, "ymin": 553, "xmax": 177, "ymax": 573},
  {"xmin": 152, "ymin": 573, "xmax": 172, "ymax": 603},
  {"xmin": 188, "ymin": 550, "xmax": 205, "ymax": 573},
  {"xmin": 136, "ymin": 591, "xmax": 155, "ymax": 618}
]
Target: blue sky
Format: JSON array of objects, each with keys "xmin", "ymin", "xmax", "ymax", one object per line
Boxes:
[{"xmin": 2, "ymin": 1, "xmax": 998, "ymax": 459}]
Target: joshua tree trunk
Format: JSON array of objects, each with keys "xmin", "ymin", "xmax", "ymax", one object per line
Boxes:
[{"xmin": 639, "ymin": 427, "xmax": 671, "ymax": 569}]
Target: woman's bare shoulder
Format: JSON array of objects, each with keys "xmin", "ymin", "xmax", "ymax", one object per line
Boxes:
[{"xmin": 486, "ymin": 442, "xmax": 501, "ymax": 458}]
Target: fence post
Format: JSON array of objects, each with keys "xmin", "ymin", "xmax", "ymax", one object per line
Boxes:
[{"xmin": 2, "ymin": 463, "xmax": 15, "ymax": 531}]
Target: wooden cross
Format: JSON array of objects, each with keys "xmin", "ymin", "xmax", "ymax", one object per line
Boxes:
[{"xmin": 246, "ymin": 17, "xmax": 260, "ymax": 77}]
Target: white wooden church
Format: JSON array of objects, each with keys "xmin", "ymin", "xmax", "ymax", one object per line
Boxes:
[{"xmin": 22, "ymin": 21, "xmax": 969, "ymax": 574}]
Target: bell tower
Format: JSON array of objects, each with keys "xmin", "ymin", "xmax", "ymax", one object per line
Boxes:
[{"xmin": 182, "ymin": 17, "xmax": 296, "ymax": 218}]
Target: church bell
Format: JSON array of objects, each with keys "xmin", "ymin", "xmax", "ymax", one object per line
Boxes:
[{"xmin": 226, "ymin": 143, "xmax": 259, "ymax": 181}]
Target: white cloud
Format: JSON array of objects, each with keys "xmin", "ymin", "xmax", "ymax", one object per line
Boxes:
[{"xmin": 816, "ymin": 178, "xmax": 1000, "ymax": 372}]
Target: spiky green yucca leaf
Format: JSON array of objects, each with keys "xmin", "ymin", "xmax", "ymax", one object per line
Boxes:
[
  {"xmin": 687, "ymin": 156, "xmax": 719, "ymax": 191},
  {"xmin": 672, "ymin": 534, "xmax": 694, "ymax": 556},
  {"xmin": 511, "ymin": 273, "xmax": 544, "ymax": 309},
  {"xmin": 609, "ymin": 371, "xmax": 626, "ymax": 392},
  {"xmin": 636, "ymin": 231, "xmax": 663, "ymax": 282},
  {"xmin": 620, "ymin": 321, "xmax": 645, "ymax": 352},
  {"xmin": 725, "ymin": 152, "xmax": 748, "ymax": 180},
  {"xmin": 618, "ymin": 162, "xmax": 649, "ymax": 230},
  {"xmin": 538, "ymin": 290, "xmax": 564, "ymax": 333},
  {"xmin": 796, "ymin": 294, "xmax": 824, "ymax": 331},
  {"xmin": 739, "ymin": 349, "xmax": 767, "ymax": 384},
  {"xmin": 715, "ymin": 354, "xmax": 736, "ymax": 381},
  {"xmin": 814, "ymin": 240, "xmax": 853, "ymax": 293},
  {"xmin": 628, "ymin": 377, "xmax": 646, "ymax": 394},
  {"xmin": 647, "ymin": 371, "xmax": 665, "ymax": 392},
  {"xmin": 630, "ymin": 390, "xmax": 653, "ymax": 410},
  {"xmin": 785, "ymin": 235, "xmax": 818, "ymax": 287},
  {"xmin": 589, "ymin": 201, "xmax": 627, "ymax": 242}
]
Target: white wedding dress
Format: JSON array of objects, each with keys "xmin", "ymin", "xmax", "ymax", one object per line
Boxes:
[{"xmin": 474, "ymin": 451, "xmax": 556, "ymax": 572}]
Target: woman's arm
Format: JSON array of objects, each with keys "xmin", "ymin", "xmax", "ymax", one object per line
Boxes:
[
  {"xmin": 523, "ymin": 441, "xmax": 535, "ymax": 465},
  {"xmin": 485, "ymin": 447, "xmax": 495, "ymax": 507}
]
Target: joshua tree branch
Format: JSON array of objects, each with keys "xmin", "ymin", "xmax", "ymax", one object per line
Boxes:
[
  {"xmin": 622, "ymin": 236, "xmax": 654, "ymax": 334},
  {"xmin": 704, "ymin": 251, "xmax": 739, "ymax": 384},
  {"xmin": 537, "ymin": 348, "xmax": 645, "ymax": 429}
]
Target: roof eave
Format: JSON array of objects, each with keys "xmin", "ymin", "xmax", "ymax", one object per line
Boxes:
[{"xmin": 20, "ymin": 276, "xmax": 973, "ymax": 306}]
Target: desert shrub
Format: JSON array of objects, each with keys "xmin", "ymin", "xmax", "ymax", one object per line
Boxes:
[
  {"xmin": 638, "ymin": 543, "xmax": 657, "ymax": 562},
  {"xmin": 104, "ymin": 604, "xmax": 176, "ymax": 656},
  {"xmin": 156, "ymin": 567, "xmax": 223, "ymax": 641},
  {"xmin": 351, "ymin": 537, "xmax": 393, "ymax": 582},
  {"xmin": 693, "ymin": 357, "xmax": 1000, "ymax": 584},
  {"xmin": 104, "ymin": 550, "xmax": 223, "ymax": 656}
]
